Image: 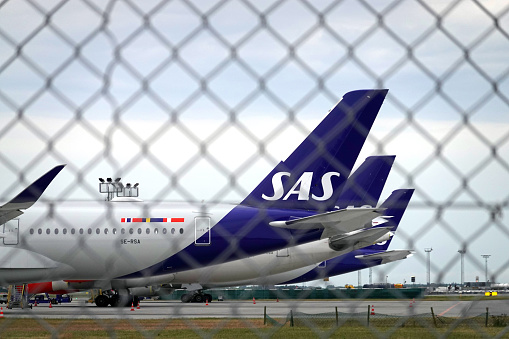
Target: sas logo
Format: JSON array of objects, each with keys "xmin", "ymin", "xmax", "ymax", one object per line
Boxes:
[{"xmin": 262, "ymin": 171, "xmax": 340, "ymax": 201}]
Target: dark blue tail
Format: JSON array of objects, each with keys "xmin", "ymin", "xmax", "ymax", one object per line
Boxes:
[
  {"xmin": 240, "ymin": 89, "xmax": 388, "ymax": 211},
  {"xmin": 335, "ymin": 155, "xmax": 395, "ymax": 209},
  {"xmin": 0, "ymin": 165, "xmax": 65, "ymax": 225},
  {"xmin": 367, "ymin": 189, "xmax": 414, "ymax": 251}
]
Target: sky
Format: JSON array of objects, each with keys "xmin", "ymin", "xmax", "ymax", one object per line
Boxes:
[{"xmin": 0, "ymin": 0, "xmax": 509, "ymax": 288}]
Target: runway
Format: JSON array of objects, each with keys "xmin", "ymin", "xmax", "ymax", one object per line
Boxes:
[{"xmin": 2, "ymin": 299, "xmax": 508, "ymax": 319}]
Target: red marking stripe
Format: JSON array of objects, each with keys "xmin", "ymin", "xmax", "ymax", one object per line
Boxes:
[{"xmin": 120, "ymin": 218, "xmax": 183, "ymax": 222}]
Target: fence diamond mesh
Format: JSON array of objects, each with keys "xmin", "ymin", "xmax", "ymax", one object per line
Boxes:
[{"xmin": 1, "ymin": 0, "xmax": 509, "ymax": 337}]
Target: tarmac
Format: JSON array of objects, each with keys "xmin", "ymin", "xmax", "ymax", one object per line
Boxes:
[{"xmin": 1, "ymin": 299, "xmax": 508, "ymax": 319}]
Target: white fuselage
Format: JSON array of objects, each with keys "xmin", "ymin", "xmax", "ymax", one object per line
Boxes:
[
  {"xmin": 116, "ymin": 227, "xmax": 391, "ymax": 290},
  {"xmin": 1, "ymin": 200, "xmax": 390, "ymax": 289},
  {"xmin": 168, "ymin": 240, "xmax": 351, "ymax": 286},
  {"xmin": 0, "ymin": 200, "xmax": 234, "ymax": 283}
]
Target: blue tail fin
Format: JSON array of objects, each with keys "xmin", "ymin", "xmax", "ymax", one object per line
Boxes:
[
  {"xmin": 335, "ymin": 155, "xmax": 395, "ymax": 209},
  {"xmin": 367, "ymin": 189, "xmax": 414, "ymax": 251},
  {"xmin": 240, "ymin": 89, "xmax": 388, "ymax": 211},
  {"xmin": 0, "ymin": 165, "xmax": 65, "ymax": 225}
]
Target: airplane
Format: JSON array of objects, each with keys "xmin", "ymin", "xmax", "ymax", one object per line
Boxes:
[
  {"xmin": 210, "ymin": 189, "xmax": 414, "ymax": 289},
  {"xmin": 0, "ymin": 89, "xmax": 389, "ymax": 307},
  {"xmin": 23, "ymin": 155, "xmax": 404, "ymax": 305},
  {"xmin": 163, "ymin": 155, "xmax": 400, "ymax": 301}
]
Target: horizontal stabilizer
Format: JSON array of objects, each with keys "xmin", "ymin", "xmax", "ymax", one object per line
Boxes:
[
  {"xmin": 269, "ymin": 207, "xmax": 385, "ymax": 238},
  {"xmin": 0, "ymin": 165, "xmax": 65, "ymax": 224},
  {"xmin": 355, "ymin": 249, "xmax": 413, "ymax": 264},
  {"xmin": 328, "ymin": 226, "xmax": 392, "ymax": 251}
]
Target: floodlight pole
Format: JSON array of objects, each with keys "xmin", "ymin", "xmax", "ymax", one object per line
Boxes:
[
  {"xmin": 425, "ymin": 248, "xmax": 433, "ymax": 288},
  {"xmin": 358, "ymin": 270, "xmax": 362, "ymax": 289},
  {"xmin": 369, "ymin": 267, "xmax": 372, "ymax": 285},
  {"xmin": 481, "ymin": 254, "xmax": 491, "ymax": 290},
  {"xmin": 458, "ymin": 249, "xmax": 466, "ymax": 290}
]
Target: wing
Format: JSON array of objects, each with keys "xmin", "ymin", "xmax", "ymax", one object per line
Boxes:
[
  {"xmin": 355, "ymin": 249, "xmax": 413, "ymax": 264},
  {"xmin": 269, "ymin": 207, "xmax": 385, "ymax": 239},
  {"xmin": 328, "ymin": 226, "xmax": 393, "ymax": 251},
  {"xmin": 0, "ymin": 165, "xmax": 65, "ymax": 225}
]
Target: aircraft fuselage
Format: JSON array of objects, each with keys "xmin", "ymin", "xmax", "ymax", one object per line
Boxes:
[{"xmin": 0, "ymin": 200, "xmax": 320, "ymax": 284}]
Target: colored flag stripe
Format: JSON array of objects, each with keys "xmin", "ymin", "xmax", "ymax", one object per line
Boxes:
[{"xmin": 121, "ymin": 218, "xmax": 183, "ymax": 223}]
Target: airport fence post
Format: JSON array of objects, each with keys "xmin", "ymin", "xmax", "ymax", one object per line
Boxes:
[
  {"xmin": 367, "ymin": 305, "xmax": 370, "ymax": 327},
  {"xmin": 486, "ymin": 307, "xmax": 489, "ymax": 327},
  {"xmin": 263, "ymin": 306, "xmax": 266, "ymax": 325},
  {"xmin": 335, "ymin": 306, "xmax": 338, "ymax": 327},
  {"xmin": 290, "ymin": 310, "xmax": 294, "ymax": 327},
  {"xmin": 431, "ymin": 307, "xmax": 437, "ymax": 328}
]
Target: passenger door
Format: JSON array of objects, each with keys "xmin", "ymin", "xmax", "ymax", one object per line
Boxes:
[
  {"xmin": 194, "ymin": 217, "xmax": 210, "ymax": 245},
  {"xmin": 3, "ymin": 219, "xmax": 19, "ymax": 245}
]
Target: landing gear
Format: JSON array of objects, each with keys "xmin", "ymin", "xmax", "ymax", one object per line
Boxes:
[
  {"xmin": 181, "ymin": 294, "xmax": 193, "ymax": 303},
  {"xmin": 109, "ymin": 295, "xmax": 120, "ymax": 307},
  {"xmin": 94, "ymin": 291, "xmax": 139, "ymax": 307},
  {"xmin": 95, "ymin": 295, "xmax": 110, "ymax": 307},
  {"xmin": 181, "ymin": 291, "xmax": 213, "ymax": 303}
]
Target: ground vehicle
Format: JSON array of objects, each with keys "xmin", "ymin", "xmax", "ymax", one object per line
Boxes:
[{"xmin": 29, "ymin": 294, "xmax": 72, "ymax": 305}]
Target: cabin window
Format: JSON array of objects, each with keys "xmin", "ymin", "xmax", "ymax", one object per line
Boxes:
[
  {"xmin": 171, "ymin": 228, "xmax": 175, "ymax": 235},
  {"xmin": 112, "ymin": 228, "xmax": 116, "ymax": 234},
  {"xmin": 162, "ymin": 228, "xmax": 167, "ymax": 234},
  {"xmin": 121, "ymin": 228, "xmax": 125, "ymax": 234},
  {"xmin": 179, "ymin": 228, "xmax": 184, "ymax": 234},
  {"xmin": 88, "ymin": 228, "xmax": 92, "ymax": 234},
  {"xmin": 137, "ymin": 228, "xmax": 142, "ymax": 235},
  {"xmin": 154, "ymin": 228, "xmax": 158, "ymax": 234},
  {"xmin": 71, "ymin": 228, "xmax": 75, "ymax": 235},
  {"xmin": 30, "ymin": 229, "xmax": 34, "ymax": 235},
  {"xmin": 146, "ymin": 228, "xmax": 150, "ymax": 234},
  {"xmin": 46, "ymin": 228, "xmax": 50, "ymax": 235},
  {"xmin": 63, "ymin": 229, "xmax": 67, "ymax": 235},
  {"xmin": 79, "ymin": 228, "xmax": 84, "ymax": 234},
  {"xmin": 55, "ymin": 228, "xmax": 59, "ymax": 235},
  {"xmin": 129, "ymin": 228, "xmax": 134, "ymax": 235},
  {"xmin": 38, "ymin": 229, "xmax": 42, "ymax": 235}
]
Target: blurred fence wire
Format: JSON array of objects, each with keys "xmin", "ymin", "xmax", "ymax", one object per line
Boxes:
[{"xmin": 1, "ymin": 0, "xmax": 509, "ymax": 337}]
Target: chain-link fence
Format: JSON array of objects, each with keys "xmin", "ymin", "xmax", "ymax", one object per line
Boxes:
[{"xmin": 1, "ymin": 0, "xmax": 509, "ymax": 337}]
